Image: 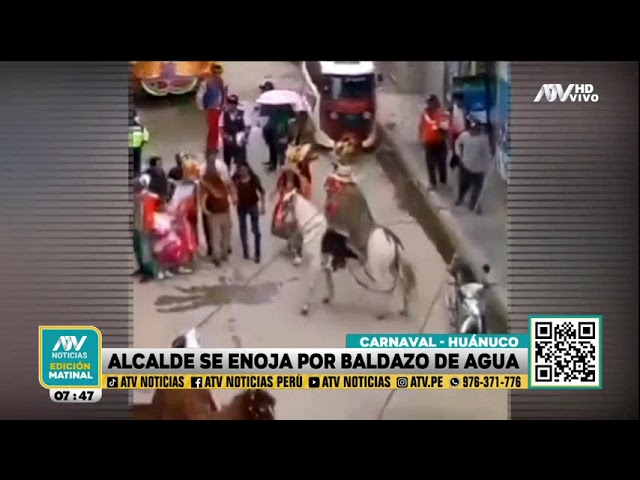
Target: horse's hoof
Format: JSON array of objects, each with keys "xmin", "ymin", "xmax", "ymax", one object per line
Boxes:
[
  {"xmin": 399, "ymin": 309, "xmax": 408, "ymax": 317},
  {"xmin": 375, "ymin": 313, "xmax": 388, "ymax": 320},
  {"xmin": 293, "ymin": 257, "xmax": 302, "ymax": 267},
  {"xmin": 300, "ymin": 306, "xmax": 309, "ymax": 316},
  {"xmin": 322, "ymin": 297, "xmax": 331, "ymax": 305}
]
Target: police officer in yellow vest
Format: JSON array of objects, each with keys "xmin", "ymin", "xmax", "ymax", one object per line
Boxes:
[{"xmin": 129, "ymin": 110, "xmax": 150, "ymax": 178}]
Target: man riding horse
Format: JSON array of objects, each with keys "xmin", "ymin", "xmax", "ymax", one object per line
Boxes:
[
  {"xmin": 279, "ymin": 152, "xmax": 415, "ymax": 318},
  {"xmin": 322, "ymin": 163, "xmax": 376, "ymax": 271}
]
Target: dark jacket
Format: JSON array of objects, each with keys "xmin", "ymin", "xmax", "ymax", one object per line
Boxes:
[
  {"xmin": 232, "ymin": 173, "xmax": 264, "ymax": 209},
  {"xmin": 145, "ymin": 166, "xmax": 169, "ymax": 199},
  {"xmin": 264, "ymin": 108, "xmax": 293, "ymax": 139},
  {"xmin": 168, "ymin": 166, "xmax": 183, "ymax": 182},
  {"xmin": 222, "ymin": 109, "xmax": 247, "ymax": 142}
]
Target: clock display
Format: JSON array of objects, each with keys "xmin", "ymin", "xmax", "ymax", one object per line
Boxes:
[{"xmin": 49, "ymin": 389, "xmax": 102, "ymax": 404}]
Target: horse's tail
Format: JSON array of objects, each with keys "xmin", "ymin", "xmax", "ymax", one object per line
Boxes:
[
  {"xmin": 399, "ymin": 255, "xmax": 417, "ymax": 296},
  {"xmin": 382, "ymin": 227, "xmax": 415, "ymax": 295}
]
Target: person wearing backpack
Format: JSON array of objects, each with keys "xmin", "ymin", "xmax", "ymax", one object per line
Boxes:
[{"xmin": 196, "ymin": 63, "xmax": 227, "ymax": 152}]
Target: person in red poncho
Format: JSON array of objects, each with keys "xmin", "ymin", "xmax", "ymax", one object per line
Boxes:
[{"xmin": 322, "ymin": 163, "xmax": 376, "ymax": 271}]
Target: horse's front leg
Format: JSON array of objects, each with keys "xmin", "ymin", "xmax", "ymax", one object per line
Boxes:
[
  {"xmin": 290, "ymin": 231, "xmax": 303, "ymax": 266},
  {"xmin": 300, "ymin": 259, "xmax": 324, "ymax": 316},
  {"xmin": 321, "ymin": 254, "xmax": 335, "ymax": 305}
]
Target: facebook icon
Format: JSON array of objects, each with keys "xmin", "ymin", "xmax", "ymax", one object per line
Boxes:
[{"xmin": 190, "ymin": 377, "xmax": 203, "ymax": 388}]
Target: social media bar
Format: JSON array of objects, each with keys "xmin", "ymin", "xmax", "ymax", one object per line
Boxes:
[{"xmin": 102, "ymin": 374, "xmax": 528, "ymax": 390}]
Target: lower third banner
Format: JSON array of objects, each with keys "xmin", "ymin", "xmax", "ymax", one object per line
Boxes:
[{"xmin": 102, "ymin": 374, "xmax": 528, "ymax": 390}]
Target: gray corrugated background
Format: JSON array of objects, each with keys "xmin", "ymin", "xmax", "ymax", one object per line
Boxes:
[
  {"xmin": 0, "ymin": 62, "xmax": 131, "ymax": 419},
  {"xmin": 508, "ymin": 62, "xmax": 639, "ymax": 419}
]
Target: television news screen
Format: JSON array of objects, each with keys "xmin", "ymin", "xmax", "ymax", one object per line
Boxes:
[{"xmin": 0, "ymin": 61, "xmax": 637, "ymax": 422}]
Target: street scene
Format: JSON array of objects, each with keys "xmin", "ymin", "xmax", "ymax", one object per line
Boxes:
[
  {"xmin": 376, "ymin": 62, "xmax": 508, "ymax": 329},
  {"xmin": 131, "ymin": 61, "xmax": 507, "ymax": 419}
]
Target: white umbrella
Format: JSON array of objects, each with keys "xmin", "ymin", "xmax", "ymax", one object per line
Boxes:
[{"xmin": 256, "ymin": 89, "xmax": 306, "ymax": 111}]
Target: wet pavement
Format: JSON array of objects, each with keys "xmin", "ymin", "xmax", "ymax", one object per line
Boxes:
[{"xmin": 132, "ymin": 61, "xmax": 507, "ymax": 419}]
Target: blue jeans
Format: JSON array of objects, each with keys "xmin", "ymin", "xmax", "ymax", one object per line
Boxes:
[{"xmin": 237, "ymin": 204, "xmax": 261, "ymax": 258}]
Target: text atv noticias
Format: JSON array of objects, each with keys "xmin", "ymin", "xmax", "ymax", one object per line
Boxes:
[{"xmin": 534, "ymin": 84, "xmax": 599, "ymax": 103}]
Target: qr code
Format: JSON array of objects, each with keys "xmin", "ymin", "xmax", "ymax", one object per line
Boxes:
[{"xmin": 530, "ymin": 317, "xmax": 601, "ymax": 389}]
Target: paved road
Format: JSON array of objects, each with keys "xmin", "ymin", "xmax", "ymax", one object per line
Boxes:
[{"xmin": 133, "ymin": 61, "xmax": 507, "ymax": 419}]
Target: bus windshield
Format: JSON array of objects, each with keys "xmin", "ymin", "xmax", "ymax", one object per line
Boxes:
[{"xmin": 328, "ymin": 74, "xmax": 374, "ymax": 100}]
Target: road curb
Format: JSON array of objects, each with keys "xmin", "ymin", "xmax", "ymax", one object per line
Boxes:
[{"xmin": 376, "ymin": 123, "xmax": 508, "ymax": 333}]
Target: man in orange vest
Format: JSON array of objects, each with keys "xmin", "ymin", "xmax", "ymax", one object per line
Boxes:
[{"xmin": 419, "ymin": 94, "xmax": 450, "ymax": 189}]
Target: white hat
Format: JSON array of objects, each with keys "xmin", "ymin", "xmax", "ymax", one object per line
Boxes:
[{"xmin": 330, "ymin": 164, "xmax": 356, "ymax": 183}]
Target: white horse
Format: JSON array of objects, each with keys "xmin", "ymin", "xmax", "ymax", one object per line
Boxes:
[{"xmin": 280, "ymin": 189, "xmax": 416, "ymax": 319}]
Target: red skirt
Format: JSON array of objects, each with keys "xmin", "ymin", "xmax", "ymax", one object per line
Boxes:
[{"xmin": 206, "ymin": 108, "xmax": 222, "ymax": 152}]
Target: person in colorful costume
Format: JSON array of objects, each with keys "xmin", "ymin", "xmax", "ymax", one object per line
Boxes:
[
  {"xmin": 271, "ymin": 151, "xmax": 303, "ymax": 264},
  {"xmin": 162, "ymin": 154, "xmax": 201, "ymax": 272},
  {"xmin": 270, "ymin": 144, "xmax": 317, "ymax": 265},
  {"xmin": 178, "ymin": 154, "xmax": 203, "ymax": 255},
  {"xmin": 151, "ymin": 206, "xmax": 189, "ymax": 276},
  {"xmin": 133, "ymin": 174, "xmax": 161, "ymax": 282},
  {"xmin": 286, "ymin": 143, "xmax": 317, "ymax": 200}
]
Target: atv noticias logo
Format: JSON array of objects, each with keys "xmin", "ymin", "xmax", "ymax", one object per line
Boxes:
[{"xmin": 533, "ymin": 84, "xmax": 599, "ymax": 103}]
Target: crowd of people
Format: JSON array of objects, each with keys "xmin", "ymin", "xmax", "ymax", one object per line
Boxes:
[
  {"xmin": 419, "ymin": 93, "xmax": 494, "ymax": 215},
  {"xmin": 129, "ymin": 68, "xmax": 319, "ymax": 284}
]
